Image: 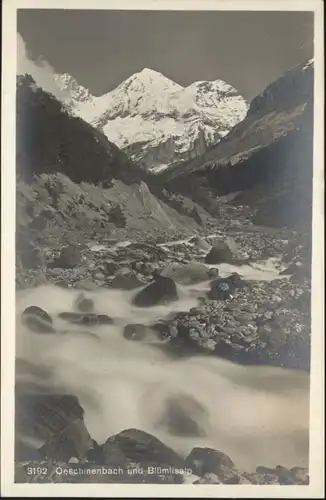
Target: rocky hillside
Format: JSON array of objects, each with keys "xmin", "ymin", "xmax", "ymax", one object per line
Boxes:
[
  {"xmin": 53, "ymin": 68, "xmax": 248, "ymax": 173},
  {"xmin": 16, "ymin": 75, "xmax": 213, "ymax": 270},
  {"xmin": 159, "ymin": 59, "xmax": 314, "ymax": 229}
]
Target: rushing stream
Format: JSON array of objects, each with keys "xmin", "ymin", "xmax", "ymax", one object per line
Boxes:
[{"xmin": 15, "ymin": 254, "xmax": 309, "ymax": 472}]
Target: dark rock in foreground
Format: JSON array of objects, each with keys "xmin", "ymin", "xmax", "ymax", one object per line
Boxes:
[
  {"xmin": 22, "ymin": 305, "xmax": 53, "ymax": 324},
  {"xmin": 132, "ymin": 274, "xmax": 178, "ymax": 307},
  {"xmin": 185, "ymin": 446, "xmax": 235, "ymax": 477},
  {"xmin": 15, "ymin": 392, "xmax": 93, "ymax": 463},
  {"xmin": 21, "ymin": 306, "xmax": 55, "ymax": 333},
  {"xmin": 102, "ymin": 428, "xmax": 185, "ymax": 469}
]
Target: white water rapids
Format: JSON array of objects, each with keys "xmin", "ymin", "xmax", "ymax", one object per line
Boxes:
[{"xmin": 15, "ymin": 257, "xmax": 310, "ymax": 472}]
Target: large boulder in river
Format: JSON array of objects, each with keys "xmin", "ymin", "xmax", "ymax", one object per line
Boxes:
[
  {"xmin": 204, "ymin": 240, "xmax": 234, "ymax": 265},
  {"xmin": 187, "ymin": 447, "xmax": 254, "ymax": 483},
  {"xmin": 185, "ymin": 447, "xmax": 235, "ymax": 478},
  {"xmin": 21, "ymin": 306, "xmax": 54, "ymax": 333},
  {"xmin": 15, "ymin": 391, "xmax": 93, "ymax": 462},
  {"xmin": 40, "ymin": 419, "xmax": 93, "ymax": 463},
  {"xmin": 161, "ymin": 261, "xmax": 211, "ymax": 285},
  {"xmin": 132, "ymin": 274, "xmax": 178, "ymax": 307},
  {"xmin": 102, "ymin": 428, "xmax": 184, "ymax": 469}
]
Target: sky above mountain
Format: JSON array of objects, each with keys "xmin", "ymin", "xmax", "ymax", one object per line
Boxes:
[{"xmin": 17, "ymin": 9, "xmax": 313, "ymax": 102}]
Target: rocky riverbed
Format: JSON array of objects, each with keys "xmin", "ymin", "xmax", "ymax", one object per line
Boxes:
[
  {"xmin": 16, "ymin": 224, "xmax": 311, "ymax": 370},
  {"xmin": 16, "ymin": 429, "xmax": 309, "ymax": 485},
  {"xmin": 15, "ymin": 223, "xmax": 312, "ymax": 485}
]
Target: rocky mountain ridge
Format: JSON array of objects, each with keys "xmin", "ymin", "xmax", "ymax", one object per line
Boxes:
[
  {"xmin": 53, "ymin": 72, "xmax": 93, "ymax": 103},
  {"xmin": 158, "ymin": 59, "xmax": 314, "ymax": 229}
]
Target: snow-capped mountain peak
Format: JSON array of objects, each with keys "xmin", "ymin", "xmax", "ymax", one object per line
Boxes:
[
  {"xmin": 92, "ymin": 67, "xmax": 184, "ymax": 120},
  {"xmin": 128, "ymin": 67, "xmax": 181, "ymax": 90},
  {"xmin": 53, "ymin": 68, "xmax": 248, "ymax": 173}
]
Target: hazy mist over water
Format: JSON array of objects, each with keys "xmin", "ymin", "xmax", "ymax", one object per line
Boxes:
[{"xmin": 16, "ymin": 276, "xmax": 310, "ymax": 471}]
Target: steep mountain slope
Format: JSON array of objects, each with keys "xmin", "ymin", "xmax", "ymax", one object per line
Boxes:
[
  {"xmin": 16, "ymin": 74, "xmax": 142, "ymax": 186},
  {"xmin": 159, "ymin": 59, "xmax": 314, "ymax": 229},
  {"xmin": 53, "ymin": 69, "xmax": 248, "ymax": 173},
  {"xmin": 16, "ymin": 75, "xmax": 211, "ymax": 266}
]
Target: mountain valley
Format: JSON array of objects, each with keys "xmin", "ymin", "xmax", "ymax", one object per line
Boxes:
[{"xmin": 15, "ymin": 58, "xmax": 314, "ymax": 486}]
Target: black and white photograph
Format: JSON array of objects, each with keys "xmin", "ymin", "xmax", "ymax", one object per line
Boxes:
[{"xmin": 1, "ymin": 0, "xmax": 324, "ymax": 497}]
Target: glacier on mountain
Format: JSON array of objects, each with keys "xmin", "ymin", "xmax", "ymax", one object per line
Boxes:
[{"xmin": 53, "ymin": 68, "xmax": 248, "ymax": 173}]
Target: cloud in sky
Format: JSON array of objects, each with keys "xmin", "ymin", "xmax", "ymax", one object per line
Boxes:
[{"xmin": 17, "ymin": 33, "xmax": 70, "ymax": 102}]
